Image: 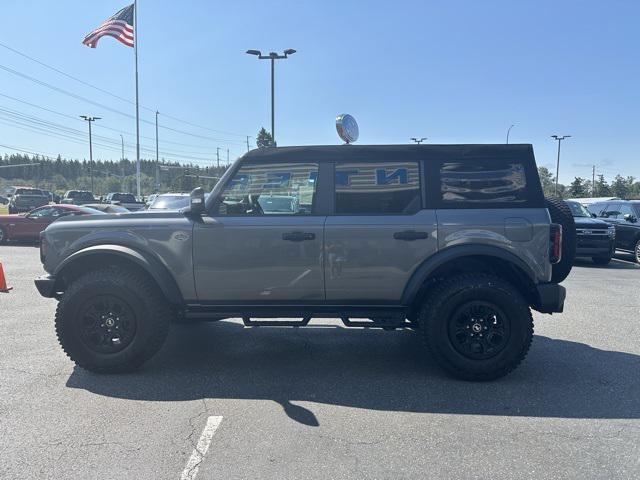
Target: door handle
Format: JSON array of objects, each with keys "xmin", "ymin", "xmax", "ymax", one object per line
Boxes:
[
  {"xmin": 393, "ymin": 230, "xmax": 429, "ymax": 241},
  {"xmin": 282, "ymin": 231, "xmax": 315, "ymax": 242}
]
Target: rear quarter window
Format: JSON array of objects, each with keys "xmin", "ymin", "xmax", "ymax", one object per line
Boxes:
[{"xmin": 433, "ymin": 158, "xmax": 543, "ymax": 208}]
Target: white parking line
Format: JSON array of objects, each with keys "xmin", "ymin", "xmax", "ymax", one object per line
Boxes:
[{"xmin": 180, "ymin": 416, "xmax": 223, "ymax": 480}]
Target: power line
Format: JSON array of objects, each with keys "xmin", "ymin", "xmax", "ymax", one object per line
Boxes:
[
  {"xmin": 0, "ymin": 41, "xmax": 248, "ymax": 138},
  {"xmin": 0, "ymin": 62, "xmax": 246, "ymax": 145},
  {"xmin": 0, "ymin": 93, "xmax": 222, "ymax": 150}
]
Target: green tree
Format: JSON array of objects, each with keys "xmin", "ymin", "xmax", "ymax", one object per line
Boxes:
[
  {"xmin": 569, "ymin": 177, "xmax": 587, "ymax": 197},
  {"xmin": 594, "ymin": 174, "xmax": 612, "ymax": 197},
  {"xmin": 537, "ymin": 166, "xmax": 556, "ymax": 197},
  {"xmin": 611, "ymin": 174, "xmax": 629, "ymax": 199},
  {"xmin": 256, "ymin": 127, "xmax": 274, "ymax": 148}
]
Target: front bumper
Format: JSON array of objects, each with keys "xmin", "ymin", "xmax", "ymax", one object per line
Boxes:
[
  {"xmin": 534, "ymin": 283, "xmax": 566, "ymax": 314},
  {"xmin": 35, "ymin": 274, "xmax": 57, "ymax": 298}
]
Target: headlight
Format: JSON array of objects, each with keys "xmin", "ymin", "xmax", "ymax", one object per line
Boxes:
[{"xmin": 608, "ymin": 226, "xmax": 616, "ymax": 237}]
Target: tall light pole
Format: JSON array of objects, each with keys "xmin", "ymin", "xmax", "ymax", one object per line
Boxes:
[
  {"xmin": 551, "ymin": 134, "xmax": 571, "ymax": 196},
  {"xmin": 410, "ymin": 137, "xmax": 427, "ymax": 144},
  {"xmin": 506, "ymin": 124, "xmax": 515, "ymax": 144},
  {"xmin": 246, "ymin": 48, "xmax": 296, "ymax": 146},
  {"xmin": 120, "ymin": 134, "xmax": 125, "ymax": 191},
  {"xmin": 80, "ymin": 115, "xmax": 100, "ymax": 194},
  {"xmin": 155, "ymin": 111, "xmax": 160, "ymax": 192}
]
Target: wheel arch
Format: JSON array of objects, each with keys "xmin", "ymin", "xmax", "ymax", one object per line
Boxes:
[
  {"xmin": 53, "ymin": 244, "xmax": 184, "ymax": 306},
  {"xmin": 403, "ymin": 245, "xmax": 538, "ymax": 318}
]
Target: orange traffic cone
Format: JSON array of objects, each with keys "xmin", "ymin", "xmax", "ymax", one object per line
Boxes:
[{"xmin": 0, "ymin": 263, "xmax": 12, "ymax": 293}]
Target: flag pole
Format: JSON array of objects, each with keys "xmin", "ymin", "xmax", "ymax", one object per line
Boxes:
[{"xmin": 134, "ymin": 0, "xmax": 141, "ymax": 198}]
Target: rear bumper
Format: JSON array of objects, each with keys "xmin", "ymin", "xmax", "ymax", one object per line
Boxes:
[
  {"xmin": 534, "ymin": 283, "xmax": 566, "ymax": 314},
  {"xmin": 34, "ymin": 274, "xmax": 57, "ymax": 298}
]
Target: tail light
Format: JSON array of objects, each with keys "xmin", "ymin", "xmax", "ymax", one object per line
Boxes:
[
  {"xmin": 40, "ymin": 233, "xmax": 47, "ymax": 264},
  {"xmin": 549, "ymin": 223, "xmax": 562, "ymax": 264}
]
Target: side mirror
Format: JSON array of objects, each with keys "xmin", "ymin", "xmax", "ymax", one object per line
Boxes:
[
  {"xmin": 186, "ymin": 187, "xmax": 206, "ymax": 215},
  {"xmin": 591, "ymin": 213, "xmax": 597, "ymax": 218},
  {"xmin": 623, "ymin": 213, "xmax": 637, "ymax": 223}
]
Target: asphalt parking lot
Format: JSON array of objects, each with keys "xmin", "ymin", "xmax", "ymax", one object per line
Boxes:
[{"xmin": 1, "ymin": 245, "xmax": 639, "ymax": 480}]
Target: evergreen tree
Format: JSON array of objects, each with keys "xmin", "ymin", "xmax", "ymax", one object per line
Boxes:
[
  {"xmin": 569, "ymin": 177, "xmax": 587, "ymax": 197},
  {"xmin": 256, "ymin": 127, "xmax": 274, "ymax": 148},
  {"xmin": 594, "ymin": 174, "xmax": 612, "ymax": 197},
  {"xmin": 611, "ymin": 174, "xmax": 629, "ymax": 199}
]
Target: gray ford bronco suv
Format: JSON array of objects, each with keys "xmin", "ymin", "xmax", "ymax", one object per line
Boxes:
[{"xmin": 35, "ymin": 144, "xmax": 574, "ymax": 380}]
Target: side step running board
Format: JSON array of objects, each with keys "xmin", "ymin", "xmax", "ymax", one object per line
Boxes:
[{"xmin": 241, "ymin": 316, "xmax": 411, "ymax": 330}]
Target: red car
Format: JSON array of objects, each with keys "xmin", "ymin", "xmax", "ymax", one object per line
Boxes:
[{"xmin": 0, "ymin": 204, "xmax": 103, "ymax": 244}]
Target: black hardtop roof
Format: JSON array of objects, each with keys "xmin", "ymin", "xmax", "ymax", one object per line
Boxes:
[{"xmin": 242, "ymin": 144, "xmax": 535, "ymax": 162}]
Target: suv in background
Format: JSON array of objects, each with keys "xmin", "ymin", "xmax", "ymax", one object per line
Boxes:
[
  {"xmin": 61, "ymin": 190, "xmax": 96, "ymax": 206},
  {"xmin": 566, "ymin": 200, "xmax": 615, "ymax": 265},
  {"xmin": 8, "ymin": 187, "xmax": 49, "ymax": 213},
  {"xmin": 35, "ymin": 144, "xmax": 572, "ymax": 381},
  {"xmin": 587, "ymin": 200, "xmax": 640, "ymax": 262}
]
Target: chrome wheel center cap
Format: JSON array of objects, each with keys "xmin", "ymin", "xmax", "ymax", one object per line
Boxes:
[
  {"xmin": 105, "ymin": 318, "xmax": 115, "ymax": 328},
  {"xmin": 472, "ymin": 323, "xmax": 482, "ymax": 333}
]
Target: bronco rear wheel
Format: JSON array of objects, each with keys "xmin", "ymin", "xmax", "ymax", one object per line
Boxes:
[
  {"xmin": 55, "ymin": 266, "xmax": 171, "ymax": 373},
  {"xmin": 419, "ymin": 274, "xmax": 533, "ymax": 381}
]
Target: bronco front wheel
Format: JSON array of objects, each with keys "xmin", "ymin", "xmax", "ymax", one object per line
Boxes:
[
  {"xmin": 55, "ymin": 266, "xmax": 171, "ymax": 373},
  {"xmin": 419, "ymin": 274, "xmax": 534, "ymax": 381}
]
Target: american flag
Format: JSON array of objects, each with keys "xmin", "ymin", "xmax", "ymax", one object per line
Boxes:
[{"xmin": 83, "ymin": 4, "xmax": 134, "ymax": 48}]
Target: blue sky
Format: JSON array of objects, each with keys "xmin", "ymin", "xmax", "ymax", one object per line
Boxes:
[{"xmin": 1, "ymin": 0, "xmax": 638, "ymax": 183}]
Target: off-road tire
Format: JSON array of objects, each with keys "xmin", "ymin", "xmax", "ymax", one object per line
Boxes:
[
  {"xmin": 0, "ymin": 226, "xmax": 6, "ymax": 244},
  {"xmin": 55, "ymin": 266, "xmax": 171, "ymax": 373},
  {"xmin": 592, "ymin": 255, "xmax": 612, "ymax": 265},
  {"xmin": 545, "ymin": 196, "xmax": 576, "ymax": 283},
  {"xmin": 419, "ymin": 274, "xmax": 534, "ymax": 381}
]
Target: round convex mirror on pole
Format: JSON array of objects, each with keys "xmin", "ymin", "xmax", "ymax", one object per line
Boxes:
[{"xmin": 336, "ymin": 114, "xmax": 359, "ymax": 144}]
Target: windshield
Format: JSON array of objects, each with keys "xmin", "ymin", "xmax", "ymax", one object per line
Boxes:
[
  {"xmin": 149, "ymin": 195, "xmax": 189, "ymax": 210},
  {"xmin": 67, "ymin": 191, "xmax": 94, "ymax": 200},
  {"xmin": 567, "ymin": 201, "xmax": 591, "ymax": 217},
  {"xmin": 16, "ymin": 188, "xmax": 44, "ymax": 196}
]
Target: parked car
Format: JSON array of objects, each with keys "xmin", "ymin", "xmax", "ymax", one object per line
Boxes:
[
  {"xmin": 36, "ymin": 144, "xmax": 570, "ymax": 380},
  {"xmin": 587, "ymin": 200, "xmax": 640, "ymax": 262},
  {"xmin": 104, "ymin": 192, "xmax": 145, "ymax": 211},
  {"xmin": 83, "ymin": 203, "xmax": 130, "ymax": 214},
  {"xmin": 147, "ymin": 193, "xmax": 190, "ymax": 210},
  {"xmin": 0, "ymin": 195, "xmax": 9, "ymax": 205},
  {"xmin": 61, "ymin": 190, "xmax": 97, "ymax": 205},
  {"xmin": 566, "ymin": 200, "xmax": 615, "ymax": 265},
  {"xmin": 8, "ymin": 187, "xmax": 49, "ymax": 213},
  {"xmin": 0, "ymin": 204, "xmax": 104, "ymax": 244}
]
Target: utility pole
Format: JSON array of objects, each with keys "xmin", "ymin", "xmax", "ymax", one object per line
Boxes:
[
  {"xmin": 592, "ymin": 165, "xmax": 596, "ymax": 196},
  {"xmin": 410, "ymin": 137, "xmax": 427, "ymax": 144},
  {"xmin": 227, "ymin": 148, "xmax": 229, "ymax": 165},
  {"xmin": 246, "ymin": 49, "xmax": 296, "ymax": 146},
  {"xmin": 246, "ymin": 135, "xmax": 251, "ymax": 152},
  {"xmin": 506, "ymin": 124, "xmax": 515, "ymax": 144},
  {"xmin": 551, "ymin": 134, "xmax": 571, "ymax": 196},
  {"xmin": 80, "ymin": 116, "xmax": 100, "ymax": 194},
  {"xmin": 155, "ymin": 110, "xmax": 160, "ymax": 192},
  {"xmin": 216, "ymin": 147, "xmax": 220, "ymax": 168}
]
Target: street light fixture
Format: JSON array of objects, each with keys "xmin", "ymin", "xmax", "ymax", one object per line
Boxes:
[
  {"xmin": 246, "ymin": 48, "xmax": 297, "ymax": 146},
  {"xmin": 410, "ymin": 137, "xmax": 427, "ymax": 144},
  {"xmin": 506, "ymin": 124, "xmax": 515, "ymax": 144},
  {"xmin": 551, "ymin": 134, "xmax": 571, "ymax": 196},
  {"xmin": 80, "ymin": 115, "xmax": 101, "ymax": 194}
]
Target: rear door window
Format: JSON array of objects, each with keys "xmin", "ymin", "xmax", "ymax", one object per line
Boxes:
[{"xmin": 334, "ymin": 161, "xmax": 421, "ymax": 214}]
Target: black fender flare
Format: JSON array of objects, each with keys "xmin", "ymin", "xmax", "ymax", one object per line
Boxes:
[
  {"xmin": 401, "ymin": 244, "xmax": 538, "ymax": 305},
  {"xmin": 54, "ymin": 244, "xmax": 184, "ymax": 306}
]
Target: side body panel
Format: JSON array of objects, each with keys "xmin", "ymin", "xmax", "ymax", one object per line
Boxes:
[
  {"xmin": 192, "ymin": 215, "xmax": 325, "ymax": 302},
  {"xmin": 324, "ymin": 210, "xmax": 438, "ymax": 301},
  {"xmin": 436, "ymin": 208, "xmax": 552, "ymax": 283}
]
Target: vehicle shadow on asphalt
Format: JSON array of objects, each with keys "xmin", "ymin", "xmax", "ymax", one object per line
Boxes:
[{"xmin": 66, "ymin": 322, "xmax": 640, "ymax": 426}]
